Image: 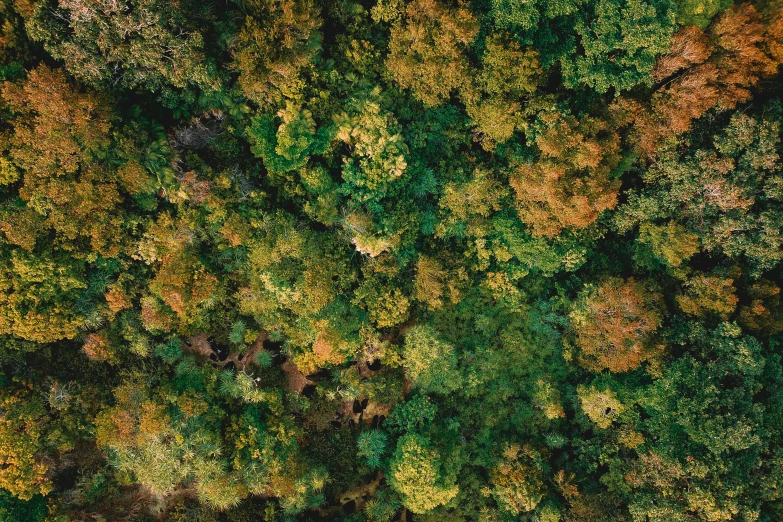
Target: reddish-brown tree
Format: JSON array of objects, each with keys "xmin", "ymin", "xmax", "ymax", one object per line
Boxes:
[
  {"xmin": 570, "ymin": 277, "xmax": 665, "ymax": 373},
  {"xmin": 510, "ymin": 112, "xmax": 621, "ymax": 237},
  {"xmin": 613, "ymin": 4, "xmax": 783, "ymax": 154}
]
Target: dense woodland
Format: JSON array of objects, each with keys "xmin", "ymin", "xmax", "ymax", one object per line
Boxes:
[{"xmin": 0, "ymin": 0, "xmax": 781, "ymax": 520}]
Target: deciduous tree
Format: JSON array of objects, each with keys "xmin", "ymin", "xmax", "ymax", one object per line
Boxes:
[
  {"xmin": 510, "ymin": 112, "xmax": 621, "ymax": 237},
  {"xmin": 385, "ymin": 0, "xmax": 478, "ymax": 107},
  {"xmin": 570, "ymin": 277, "xmax": 665, "ymax": 372}
]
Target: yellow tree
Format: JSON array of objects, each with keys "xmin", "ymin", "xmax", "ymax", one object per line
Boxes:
[
  {"xmin": 1, "ymin": 66, "xmax": 128, "ymax": 257},
  {"xmin": 388, "ymin": 434, "xmax": 459, "ymax": 514},
  {"xmin": 0, "ymin": 384, "xmax": 52, "ymax": 500},
  {"xmin": 385, "ymin": 0, "xmax": 478, "ymax": 107},
  {"xmin": 463, "ymin": 34, "xmax": 542, "ymax": 147},
  {"xmin": 231, "ymin": 0, "xmax": 322, "ymax": 108}
]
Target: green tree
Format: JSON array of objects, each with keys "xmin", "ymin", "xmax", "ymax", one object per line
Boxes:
[
  {"xmin": 402, "ymin": 326, "xmax": 461, "ymax": 394},
  {"xmin": 617, "ymin": 108, "xmax": 783, "ymax": 276},
  {"xmin": 0, "ymin": 249, "xmax": 86, "ymax": 343},
  {"xmin": 387, "ymin": 434, "xmax": 459, "ymax": 514},
  {"xmin": 562, "ymin": 0, "xmax": 676, "ymax": 93},
  {"xmin": 21, "ymin": 0, "xmax": 219, "ymax": 92}
]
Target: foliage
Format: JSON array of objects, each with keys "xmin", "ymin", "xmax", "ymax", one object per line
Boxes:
[
  {"xmin": 570, "ymin": 277, "xmax": 665, "ymax": 372},
  {"xmin": 0, "ymin": 0, "xmax": 781, "ymax": 519},
  {"xmin": 387, "ymin": 434, "xmax": 459, "ymax": 514},
  {"xmin": 22, "ymin": 0, "xmax": 220, "ymax": 92}
]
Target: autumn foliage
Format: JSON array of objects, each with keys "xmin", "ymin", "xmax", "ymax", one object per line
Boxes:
[
  {"xmin": 511, "ymin": 112, "xmax": 621, "ymax": 236},
  {"xmin": 571, "ymin": 277, "xmax": 665, "ymax": 372},
  {"xmin": 0, "ymin": 0, "xmax": 782, "ymax": 519}
]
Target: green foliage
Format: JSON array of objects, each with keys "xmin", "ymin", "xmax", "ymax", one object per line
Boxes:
[
  {"xmin": 385, "ymin": 0, "xmax": 479, "ymax": 107},
  {"xmin": 0, "ymin": 387, "xmax": 53, "ymax": 499},
  {"xmin": 617, "ymin": 107, "xmax": 783, "ymax": 276},
  {"xmin": 334, "ymin": 88, "xmax": 408, "ymax": 206},
  {"xmin": 562, "ymin": 0, "xmax": 677, "ymax": 93},
  {"xmin": 635, "ymin": 220, "xmax": 700, "ymax": 270},
  {"xmin": 491, "ymin": 0, "xmax": 584, "ymax": 30},
  {"xmin": 385, "ymin": 395, "xmax": 438, "ymax": 435},
  {"xmin": 357, "ymin": 430, "xmax": 387, "ymax": 468},
  {"xmin": 402, "ymin": 326, "xmax": 461, "ymax": 394},
  {"xmin": 0, "ymin": 490, "xmax": 46, "ymax": 522},
  {"xmin": 22, "ymin": 0, "xmax": 220, "ymax": 92},
  {"xmin": 229, "ymin": 320, "xmax": 247, "ymax": 345},
  {"xmin": 0, "ymin": 0, "xmax": 782, "ymax": 519},
  {"xmin": 387, "ymin": 434, "xmax": 459, "ymax": 514},
  {"xmin": 674, "ymin": 0, "xmax": 733, "ymax": 28},
  {"xmin": 490, "ymin": 445, "xmax": 546, "ymax": 514},
  {"xmin": 248, "ymin": 103, "xmax": 330, "ymax": 178},
  {"xmin": 0, "ymin": 249, "xmax": 87, "ymax": 342}
]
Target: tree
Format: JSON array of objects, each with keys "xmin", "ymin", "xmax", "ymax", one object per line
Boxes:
[
  {"xmin": 352, "ymin": 254, "xmax": 411, "ymax": 329},
  {"xmin": 357, "ymin": 430, "xmax": 388, "ymax": 468},
  {"xmin": 674, "ymin": 0, "xmax": 732, "ymax": 28},
  {"xmin": 627, "ymin": 323, "xmax": 768, "ymax": 521},
  {"xmin": 463, "ymin": 34, "xmax": 541, "ymax": 147},
  {"xmin": 738, "ymin": 279, "xmax": 783, "ymax": 334},
  {"xmin": 238, "ymin": 212, "xmax": 361, "ymax": 362},
  {"xmin": 0, "ymin": 0, "xmax": 33, "ymax": 65},
  {"xmin": 437, "ymin": 169, "xmax": 507, "ymax": 239},
  {"xmin": 248, "ymin": 102, "xmax": 327, "ymax": 177},
  {"xmin": 387, "ymin": 434, "xmax": 459, "ymax": 513},
  {"xmin": 95, "ymin": 379, "xmax": 247, "ymax": 510},
  {"xmin": 577, "ymin": 384, "xmax": 625, "ymax": 428},
  {"xmin": 21, "ymin": 0, "xmax": 219, "ymax": 92},
  {"xmin": 635, "ymin": 221, "xmax": 700, "ymax": 270},
  {"xmin": 510, "ymin": 111, "xmax": 621, "ymax": 237},
  {"xmin": 677, "ymin": 272, "xmax": 738, "ymax": 320},
  {"xmin": 402, "ymin": 326, "xmax": 461, "ymax": 394},
  {"xmin": 385, "ymin": 0, "xmax": 479, "ymax": 107},
  {"xmin": 414, "ymin": 256, "xmax": 446, "ymax": 309},
  {"xmin": 616, "ymin": 108, "xmax": 783, "ymax": 275},
  {"xmin": 137, "ymin": 213, "xmax": 219, "ymax": 330},
  {"xmin": 0, "ymin": 386, "xmax": 52, "ymax": 500},
  {"xmin": 0, "ymin": 249, "xmax": 86, "ymax": 343},
  {"xmin": 333, "ymin": 88, "xmax": 408, "ymax": 207},
  {"xmin": 0, "ymin": 66, "xmax": 131, "ymax": 257},
  {"xmin": 613, "ymin": 4, "xmax": 783, "ymax": 153},
  {"xmin": 490, "ymin": 444, "xmax": 545, "ymax": 514},
  {"xmin": 475, "ymin": 33, "xmax": 541, "ymax": 98},
  {"xmin": 570, "ymin": 277, "xmax": 665, "ymax": 372},
  {"xmin": 231, "ymin": 0, "xmax": 322, "ymax": 108},
  {"xmin": 561, "ymin": 0, "xmax": 676, "ymax": 93},
  {"xmin": 490, "ymin": 0, "xmax": 584, "ymax": 31}
]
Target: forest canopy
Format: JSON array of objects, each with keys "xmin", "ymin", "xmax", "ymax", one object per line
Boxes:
[{"xmin": 0, "ymin": 0, "xmax": 782, "ymax": 520}]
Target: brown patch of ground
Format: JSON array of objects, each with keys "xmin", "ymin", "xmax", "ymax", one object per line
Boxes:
[
  {"xmin": 314, "ymin": 473, "xmax": 385, "ymax": 518},
  {"xmin": 281, "ymin": 358, "xmax": 314, "ymax": 394},
  {"xmin": 185, "ymin": 331, "xmax": 268, "ymax": 371}
]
